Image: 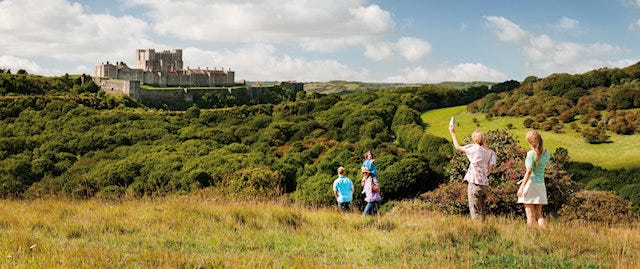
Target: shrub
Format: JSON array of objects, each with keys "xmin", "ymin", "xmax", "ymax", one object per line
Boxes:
[
  {"xmin": 558, "ymin": 190, "xmax": 638, "ymax": 224},
  {"xmin": 420, "ymin": 183, "xmax": 468, "ymax": 215},
  {"xmin": 617, "ymin": 184, "xmax": 640, "ymax": 211},
  {"xmin": 582, "ymin": 125, "xmax": 610, "ymax": 144},
  {"xmin": 523, "ymin": 117, "xmax": 534, "ymax": 128},
  {"xmin": 223, "ymin": 166, "xmax": 283, "ymax": 198},
  {"xmin": 24, "ymin": 176, "xmax": 63, "ymax": 199},
  {"xmin": 379, "ymin": 156, "xmax": 433, "ymax": 200},
  {"xmin": 96, "ymin": 185, "xmax": 126, "ymax": 201},
  {"xmin": 294, "ymin": 173, "xmax": 334, "ymax": 206}
]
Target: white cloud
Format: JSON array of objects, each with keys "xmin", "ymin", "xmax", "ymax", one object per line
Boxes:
[
  {"xmin": 396, "ymin": 37, "xmax": 431, "ymax": 62},
  {"xmin": 364, "ymin": 37, "xmax": 431, "ymax": 62},
  {"xmin": 486, "ymin": 16, "xmax": 633, "ymax": 75},
  {"xmin": 629, "ymin": 18, "xmax": 640, "ymax": 31},
  {"xmin": 183, "ymin": 45, "xmax": 371, "ymax": 82},
  {"xmin": 365, "ymin": 42, "xmax": 394, "ymax": 62},
  {"xmin": 0, "ymin": 0, "xmax": 159, "ymax": 75},
  {"xmin": 0, "ymin": 0, "xmax": 150, "ymax": 61},
  {"xmin": 384, "ymin": 63, "xmax": 508, "ymax": 84},
  {"xmin": 484, "ymin": 16, "xmax": 530, "ymax": 44},
  {"xmin": 0, "ymin": 55, "xmax": 43, "ymax": 74},
  {"xmin": 553, "ymin": 16, "xmax": 580, "ymax": 34},
  {"xmin": 625, "ymin": 0, "xmax": 640, "ymax": 7},
  {"xmin": 128, "ymin": 0, "xmax": 394, "ymax": 52}
]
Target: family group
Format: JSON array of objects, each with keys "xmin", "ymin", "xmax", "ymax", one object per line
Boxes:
[
  {"xmin": 332, "ymin": 124, "xmax": 551, "ymax": 228},
  {"xmin": 332, "ymin": 151, "xmax": 380, "ymax": 216}
]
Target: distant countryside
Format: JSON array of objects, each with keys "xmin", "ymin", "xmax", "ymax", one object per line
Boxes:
[{"xmin": 1, "ymin": 63, "xmax": 640, "ymax": 267}]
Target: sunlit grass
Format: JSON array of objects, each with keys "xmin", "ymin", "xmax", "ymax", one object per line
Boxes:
[
  {"xmin": 422, "ymin": 105, "xmax": 640, "ymax": 169},
  {"xmin": 1, "ymin": 194, "xmax": 638, "ymax": 268}
]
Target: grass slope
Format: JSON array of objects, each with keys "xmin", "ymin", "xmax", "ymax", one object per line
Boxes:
[
  {"xmin": 421, "ymin": 105, "xmax": 640, "ymax": 169},
  {"xmin": 1, "ymin": 195, "xmax": 638, "ymax": 268}
]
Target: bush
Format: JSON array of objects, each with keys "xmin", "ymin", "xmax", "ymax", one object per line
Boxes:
[
  {"xmin": 582, "ymin": 125, "xmax": 610, "ymax": 144},
  {"xmin": 558, "ymin": 190, "xmax": 638, "ymax": 224},
  {"xmin": 420, "ymin": 183, "xmax": 468, "ymax": 215},
  {"xmin": 96, "ymin": 185, "xmax": 126, "ymax": 201},
  {"xmin": 294, "ymin": 173, "xmax": 334, "ymax": 206},
  {"xmin": 379, "ymin": 156, "xmax": 433, "ymax": 200},
  {"xmin": 223, "ymin": 166, "xmax": 283, "ymax": 198},
  {"xmin": 617, "ymin": 184, "xmax": 640, "ymax": 211},
  {"xmin": 523, "ymin": 118, "xmax": 534, "ymax": 128}
]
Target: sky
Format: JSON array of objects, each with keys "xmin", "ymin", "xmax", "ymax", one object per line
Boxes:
[{"xmin": 1, "ymin": 0, "xmax": 640, "ymax": 83}]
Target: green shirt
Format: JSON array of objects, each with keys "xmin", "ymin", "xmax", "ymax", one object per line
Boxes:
[{"xmin": 526, "ymin": 149, "xmax": 551, "ymax": 183}]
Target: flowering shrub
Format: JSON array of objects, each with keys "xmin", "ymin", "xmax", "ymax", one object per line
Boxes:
[{"xmin": 559, "ymin": 190, "xmax": 638, "ymax": 224}]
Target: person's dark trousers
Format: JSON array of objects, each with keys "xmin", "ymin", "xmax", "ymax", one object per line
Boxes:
[
  {"xmin": 337, "ymin": 201, "xmax": 350, "ymax": 211},
  {"xmin": 362, "ymin": 201, "xmax": 378, "ymax": 216}
]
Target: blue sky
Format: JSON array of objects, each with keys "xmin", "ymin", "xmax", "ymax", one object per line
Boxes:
[{"xmin": 1, "ymin": 0, "xmax": 639, "ymax": 83}]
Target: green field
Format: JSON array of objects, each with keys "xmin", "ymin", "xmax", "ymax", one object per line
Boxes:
[{"xmin": 422, "ymin": 105, "xmax": 640, "ymax": 169}]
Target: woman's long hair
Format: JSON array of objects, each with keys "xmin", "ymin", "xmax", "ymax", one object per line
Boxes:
[{"xmin": 526, "ymin": 130, "xmax": 544, "ymax": 165}]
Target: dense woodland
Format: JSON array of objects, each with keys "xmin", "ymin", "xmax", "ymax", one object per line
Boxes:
[{"xmin": 1, "ymin": 66, "xmax": 639, "ymax": 221}]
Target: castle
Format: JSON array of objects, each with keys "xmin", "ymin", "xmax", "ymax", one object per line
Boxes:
[
  {"xmin": 95, "ymin": 49, "xmax": 236, "ymax": 88},
  {"xmin": 93, "ymin": 49, "xmax": 303, "ymax": 106}
]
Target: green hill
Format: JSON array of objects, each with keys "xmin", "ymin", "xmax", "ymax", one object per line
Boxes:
[{"xmin": 422, "ymin": 105, "xmax": 640, "ymax": 169}]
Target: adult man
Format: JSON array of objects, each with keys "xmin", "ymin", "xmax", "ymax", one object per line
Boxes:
[{"xmin": 332, "ymin": 166, "xmax": 354, "ymax": 211}]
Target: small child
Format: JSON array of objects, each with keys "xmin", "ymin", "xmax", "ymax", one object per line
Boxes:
[{"xmin": 362, "ymin": 151, "xmax": 377, "ymax": 177}]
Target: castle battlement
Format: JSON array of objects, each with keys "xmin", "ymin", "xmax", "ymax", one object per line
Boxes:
[{"xmin": 95, "ymin": 49, "xmax": 235, "ymax": 88}]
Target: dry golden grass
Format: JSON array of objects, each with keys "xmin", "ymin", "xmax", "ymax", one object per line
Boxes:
[{"xmin": 1, "ymin": 193, "xmax": 638, "ymax": 268}]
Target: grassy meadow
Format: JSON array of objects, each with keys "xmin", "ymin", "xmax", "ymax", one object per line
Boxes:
[
  {"xmin": 1, "ymin": 193, "xmax": 639, "ymax": 268},
  {"xmin": 421, "ymin": 105, "xmax": 640, "ymax": 169}
]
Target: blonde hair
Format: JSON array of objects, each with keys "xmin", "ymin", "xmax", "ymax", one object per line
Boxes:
[
  {"xmin": 526, "ymin": 130, "xmax": 544, "ymax": 164},
  {"xmin": 337, "ymin": 166, "xmax": 345, "ymax": 175},
  {"xmin": 471, "ymin": 130, "xmax": 486, "ymax": 146}
]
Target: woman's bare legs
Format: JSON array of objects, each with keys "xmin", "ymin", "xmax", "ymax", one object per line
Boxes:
[
  {"xmin": 533, "ymin": 204, "xmax": 547, "ymax": 229},
  {"xmin": 524, "ymin": 204, "xmax": 535, "ymax": 228},
  {"xmin": 525, "ymin": 204, "xmax": 547, "ymax": 229}
]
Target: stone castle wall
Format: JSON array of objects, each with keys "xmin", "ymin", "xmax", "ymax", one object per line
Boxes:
[
  {"xmin": 95, "ymin": 61, "xmax": 235, "ymax": 88},
  {"xmin": 137, "ymin": 49, "xmax": 183, "ymax": 72},
  {"xmin": 93, "ymin": 49, "xmax": 303, "ymax": 106},
  {"xmin": 95, "ymin": 49, "xmax": 235, "ymax": 88},
  {"xmin": 92, "ymin": 77, "xmax": 272, "ymax": 104}
]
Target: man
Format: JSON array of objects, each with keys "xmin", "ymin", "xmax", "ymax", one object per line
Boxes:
[{"xmin": 332, "ymin": 166, "xmax": 354, "ymax": 211}]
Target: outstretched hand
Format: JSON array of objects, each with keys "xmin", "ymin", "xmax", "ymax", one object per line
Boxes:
[{"xmin": 448, "ymin": 124, "xmax": 455, "ymax": 133}]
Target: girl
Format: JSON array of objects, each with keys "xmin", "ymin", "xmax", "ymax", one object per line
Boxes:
[{"xmin": 517, "ymin": 130, "xmax": 551, "ymax": 228}]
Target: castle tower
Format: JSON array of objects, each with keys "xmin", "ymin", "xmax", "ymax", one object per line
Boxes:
[{"xmin": 136, "ymin": 49, "xmax": 183, "ymax": 72}]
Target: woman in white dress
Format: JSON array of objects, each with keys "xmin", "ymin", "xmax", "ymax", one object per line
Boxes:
[{"xmin": 517, "ymin": 130, "xmax": 551, "ymax": 228}]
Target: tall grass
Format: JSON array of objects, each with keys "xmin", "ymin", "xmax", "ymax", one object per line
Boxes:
[
  {"xmin": 421, "ymin": 105, "xmax": 640, "ymax": 169},
  {"xmin": 1, "ymin": 193, "xmax": 638, "ymax": 268}
]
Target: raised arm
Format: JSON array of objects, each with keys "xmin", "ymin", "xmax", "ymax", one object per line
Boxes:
[{"xmin": 449, "ymin": 125, "xmax": 465, "ymax": 153}]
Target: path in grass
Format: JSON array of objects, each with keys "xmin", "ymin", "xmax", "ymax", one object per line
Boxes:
[{"xmin": 421, "ymin": 105, "xmax": 640, "ymax": 169}]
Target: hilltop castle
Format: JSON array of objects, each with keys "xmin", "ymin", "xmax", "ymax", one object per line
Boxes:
[
  {"xmin": 95, "ymin": 49, "xmax": 235, "ymax": 88},
  {"xmin": 93, "ymin": 49, "xmax": 303, "ymax": 106}
]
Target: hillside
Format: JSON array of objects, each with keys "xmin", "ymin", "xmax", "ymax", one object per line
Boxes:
[
  {"xmin": 303, "ymin": 80, "xmax": 496, "ymax": 95},
  {"xmin": 1, "ymin": 62, "xmax": 640, "ymax": 218},
  {"xmin": 422, "ymin": 105, "xmax": 640, "ymax": 169}
]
